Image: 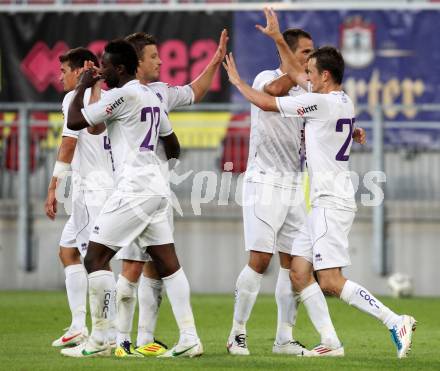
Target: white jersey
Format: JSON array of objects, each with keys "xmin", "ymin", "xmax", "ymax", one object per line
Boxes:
[
  {"xmin": 81, "ymin": 80, "xmax": 173, "ymax": 197},
  {"xmin": 276, "ymin": 91, "xmax": 357, "ymax": 211},
  {"xmin": 246, "ymin": 69, "xmax": 305, "ymax": 189},
  {"xmin": 62, "ymin": 90, "xmax": 114, "ymax": 191},
  {"xmin": 148, "ymin": 82, "xmax": 194, "ymax": 114},
  {"xmin": 149, "ymin": 82, "xmax": 194, "ymax": 182}
]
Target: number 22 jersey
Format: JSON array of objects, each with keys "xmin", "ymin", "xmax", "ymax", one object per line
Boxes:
[
  {"xmin": 81, "ymin": 79, "xmax": 173, "ymax": 197},
  {"xmin": 276, "ymin": 91, "xmax": 357, "ymax": 211}
]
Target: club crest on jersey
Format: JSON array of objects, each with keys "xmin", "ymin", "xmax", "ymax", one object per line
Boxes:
[
  {"xmin": 297, "ymin": 104, "xmax": 318, "ymax": 116},
  {"xmin": 340, "ymin": 15, "xmax": 375, "ymax": 69},
  {"xmin": 105, "ymin": 97, "xmax": 125, "ymax": 115}
]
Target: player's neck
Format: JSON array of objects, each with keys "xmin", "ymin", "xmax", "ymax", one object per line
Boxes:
[
  {"xmin": 320, "ymin": 83, "xmax": 342, "ymax": 94},
  {"xmin": 117, "ymin": 75, "xmax": 136, "ymax": 88}
]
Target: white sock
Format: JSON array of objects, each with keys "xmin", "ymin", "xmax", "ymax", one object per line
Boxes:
[
  {"xmin": 116, "ymin": 274, "xmax": 138, "ymax": 345},
  {"xmin": 162, "ymin": 268, "xmax": 198, "ymax": 344},
  {"xmin": 107, "ymin": 286, "xmax": 117, "ymax": 344},
  {"xmin": 64, "ymin": 264, "xmax": 87, "ymax": 331},
  {"xmin": 88, "ymin": 270, "xmax": 116, "ymax": 344},
  {"xmin": 230, "ymin": 265, "xmax": 262, "ymax": 336},
  {"xmin": 340, "ymin": 280, "xmax": 401, "ymax": 329},
  {"xmin": 275, "ymin": 268, "xmax": 298, "ymax": 345},
  {"xmin": 300, "ymin": 282, "xmax": 341, "ymax": 348},
  {"xmin": 137, "ymin": 275, "xmax": 163, "ymax": 346}
]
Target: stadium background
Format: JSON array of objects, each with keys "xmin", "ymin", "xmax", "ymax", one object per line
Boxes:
[{"xmin": 1, "ymin": 0, "xmax": 440, "ymax": 298}]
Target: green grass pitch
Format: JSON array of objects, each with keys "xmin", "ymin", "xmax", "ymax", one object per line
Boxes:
[{"xmin": 1, "ymin": 291, "xmax": 439, "ymax": 370}]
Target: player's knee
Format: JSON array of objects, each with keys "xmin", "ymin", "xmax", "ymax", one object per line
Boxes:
[
  {"xmin": 122, "ymin": 261, "xmax": 143, "ymax": 282},
  {"xmin": 59, "ymin": 247, "xmax": 80, "ymax": 267},
  {"xmin": 83, "ymin": 254, "xmax": 94, "ymax": 273},
  {"xmin": 83, "ymin": 251, "xmax": 104, "ymax": 274},
  {"xmin": 249, "ymin": 252, "xmax": 272, "ymax": 274},
  {"xmin": 290, "ymin": 269, "xmax": 308, "ymax": 292}
]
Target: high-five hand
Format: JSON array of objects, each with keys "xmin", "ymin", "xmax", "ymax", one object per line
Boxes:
[
  {"xmin": 212, "ymin": 29, "xmax": 229, "ymax": 65},
  {"xmin": 255, "ymin": 7, "xmax": 282, "ymax": 40},
  {"xmin": 222, "ymin": 53, "xmax": 242, "ymax": 86}
]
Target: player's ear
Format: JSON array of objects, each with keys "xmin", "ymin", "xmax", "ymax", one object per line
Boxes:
[{"xmin": 116, "ymin": 64, "xmax": 125, "ymax": 75}]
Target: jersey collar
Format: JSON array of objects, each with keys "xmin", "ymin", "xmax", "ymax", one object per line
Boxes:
[{"xmin": 122, "ymin": 79, "xmax": 139, "ymax": 88}]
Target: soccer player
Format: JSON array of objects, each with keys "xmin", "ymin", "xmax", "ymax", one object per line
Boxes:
[
  {"xmin": 223, "ymin": 7, "xmax": 416, "ymax": 359},
  {"xmin": 226, "ymin": 19, "xmax": 365, "ymax": 356},
  {"xmin": 61, "ymin": 39, "xmax": 202, "ymax": 358},
  {"xmin": 226, "ymin": 28, "xmax": 312, "ymax": 356},
  {"xmin": 112, "ymin": 30, "xmax": 228, "ymax": 357},
  {"xmin": 46, "ymin": 48, "xmax": 114, "ymax": 348}
]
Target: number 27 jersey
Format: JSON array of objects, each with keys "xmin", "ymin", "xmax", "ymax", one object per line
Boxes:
[
  {"xmin": 276, "ymin": 91, "xmax": 357, "ymax": 211},
  {"xmin": 82, "ymin": 80, "xmax": 172, "ymax": 197}
]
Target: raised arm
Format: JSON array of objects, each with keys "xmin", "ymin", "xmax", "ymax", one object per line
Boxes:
[
  {"xmin": 189, "ymin": 29, "xmax": 229, "ymax": 103},
  {"xmin": 87, "ymin": 80, "xmax": 106, "ymax": 135},
  {"xmin": 256, "ymin": 7, "xmax": 307, "ymax": 90},
  {"xmin": 68, "ymin": 67, "xmax": 100, "ymax": 130},
  {"xmin": 223, "ymin": 53, "xmax": 278, "ymax": 112},
  {"xmin": 264, "ymin": 73, "xmax": 296, "ymax": 97}
]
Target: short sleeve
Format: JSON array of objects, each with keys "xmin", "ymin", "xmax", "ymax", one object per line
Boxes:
[
  {"xmin": 81, "ymin": 88, "xmax": 127, "ymax": 127},
  {"xmin": 61, "ymin": 91, "xmax": 79, "ymax": 138},
  {"xmin": 149, "ymin": 82, "xmax": 194, "ymax": 111},
  {"xmin": 252, "ymin": 70, "xmax": 280, "ymax": 92},
  {"xmin": 166, "ymin": 84, "xmax": 194, "ymax": 110},
  {"xmin": 276, "ymin": 93, "xmax": 329, "ymax": 120}
]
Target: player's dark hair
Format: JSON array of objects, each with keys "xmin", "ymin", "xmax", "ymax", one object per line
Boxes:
[
  {"xmin": 125, "ymin": 32, "xmax": 157, "ymax": 60},
  {"xmin": 105, "ymin": 39, "xmax": 139, "ymax": 75},
  {"xmin": 282, "ymin": 28, "xmax": 312, "ymax": 52},
  {"xmin": 59, "ymin": 47, "xmax": 99, "ymax": 69},
  {"xmin": 308, "ymin": 46, "xmax": 345, "ymax": 85}
]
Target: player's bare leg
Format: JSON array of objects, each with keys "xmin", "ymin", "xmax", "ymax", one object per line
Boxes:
[
  {"xmin": 135, "ymin": 261, "xmax": 167, "ymax": 356},
  {"xmin": 272, "ymin": 252, "xmax": 306, "ymax": 355},
  {"xmin": 52, "ymin": 247, "xmax": 88, "ymax": 348},
  {"xmin": 227, "ymin": 250, "xmax": 271, "ymax": 355},
  {"xmin": 290, "ymin": 256, "xmax": 343, "ymax": 357},
  {"xmin": 114, "ymin": 259, "xmax": 144, "ymax": 357},
  {"xmin": 61, "ymin": 242, "xmax": 116, "ymax": 358},
  {"xmin": 147, "ymin": 243, "xmax": 202, "ymax": 358},
  {"xmin": 317, "ymin": 268, "xmax": 417, "ymax": 358}
]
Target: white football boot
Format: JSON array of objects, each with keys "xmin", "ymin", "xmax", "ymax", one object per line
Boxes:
[
  {"xmin": 300, "ymin": 343, "xmax": 344, "ymax": 357},
  {"xmin": 390, "ymin": 315, "xmax": 417, "ymax": 358},
  {"xmin": 61, "ymin": 336, "xmax": 111, "ymax": 358},
  {"xmin": 226, "ymin": 333, "xmax": 250, "ymax": 355},
  {"xmin": 273, "ymin": 340, "xmax": 308, "ymax": 355},
  {"xmin": 158, "ymin": 339, "xmax": 203, "ymax": 358},
  {"xmin": 52, "ymin": 327, "xmax": 88, "ymax": 347}
]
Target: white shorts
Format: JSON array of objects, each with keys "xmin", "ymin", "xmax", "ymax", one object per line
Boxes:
[
  {"xmin": 243, "ymin": 181, "xmax": 306, "ymax": 254},
  {"xmin": 59, "ymin": 189, "xmax": 111, "ymax": 257},
  {"xmin": 90, "ymin": 193, "xmax": 174, "ymax": 252},
  {"xmin": 291, "ymin": 207, "xmax": 355, "ymax": 270},
  {"xmin": 115, "ymin": 205, "xmax": 174, "ymax": 262}
]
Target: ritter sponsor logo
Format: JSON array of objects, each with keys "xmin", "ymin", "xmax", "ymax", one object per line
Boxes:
[
  {"xmin": 105, "ymin": 97, "xmax": 125, "ymax": 115},
  {"xmin": 297, "ymin": 104, "xmax": 318, "ymax": 116}
]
